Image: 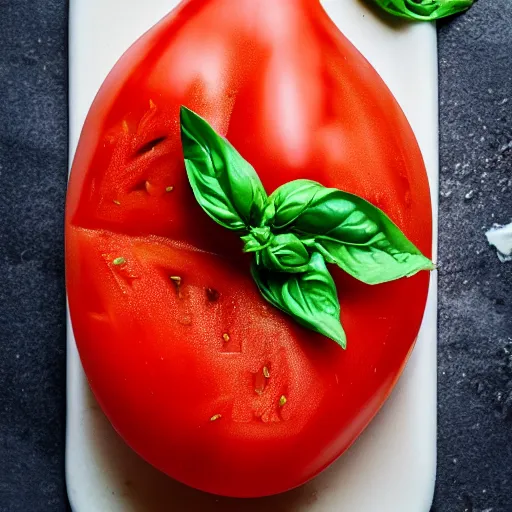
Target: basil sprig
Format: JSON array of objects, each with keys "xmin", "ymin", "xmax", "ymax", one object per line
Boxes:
[
  {"xmin": 180, "ymin": 106, "xmax": 434, "ymax": 349},
  {"xmin": 372, "ymin": 0, "xmax": 474, "ymax": 21}
]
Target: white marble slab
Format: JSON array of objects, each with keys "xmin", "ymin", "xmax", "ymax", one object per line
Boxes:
[{"xmin": 67, "ymin": 1, "xmax": 438, "ymax": 510}]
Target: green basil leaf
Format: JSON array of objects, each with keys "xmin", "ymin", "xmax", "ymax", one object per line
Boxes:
[
  {"xmin": 257, "ymin": 233, "xmax": 311, "ymax": 273},
  {"xmin": 252, "ymin": 253, "xmax": 346, "ymax": 348},
  {"xmin": 372, "ymin": 0, "xmax": 474, "ymax": 21},
  {"xmin": 241, "ymin": 227, "xmax": 273, "ymax": 254},
  {"xmin": 267, "ymin": 179, "xmax": 434, "ymax": 285},
  {"xmin": 180, "ymin": 106, "xmax": 267, "ymax": 231},
  {"xmin": 241, "ymin": 234, "xmax": 266, "ymax": 253},
  {"xmin": 263, "ymin": 179, "xmax": 325, "ymax": 230}
]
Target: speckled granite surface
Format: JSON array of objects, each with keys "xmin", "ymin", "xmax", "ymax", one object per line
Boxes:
[
  {"xmin": 0, "ymin": 1, "xmax": 68, "ymax": 511},
  {"xmin": 434, "ymin": 2, "xmax": 512, "ymax": 511},
  {"xmin": 0, "ymin": 1, "xmax": 510, "ymax": 511}
]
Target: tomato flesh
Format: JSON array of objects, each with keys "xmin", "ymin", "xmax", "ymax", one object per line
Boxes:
[{"xmin": 66, "ymin": 0, "xmax": 432, "ymax": 497}]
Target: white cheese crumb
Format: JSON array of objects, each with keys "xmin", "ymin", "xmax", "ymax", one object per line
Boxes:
[{"xmin": 486, "ymin": 222, "xmax": 512, "ymax": 262}]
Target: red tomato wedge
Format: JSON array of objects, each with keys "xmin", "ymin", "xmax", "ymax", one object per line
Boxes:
[{"xmin": 66, "ymin": 0, "xmax": 432, "ymax": 498}]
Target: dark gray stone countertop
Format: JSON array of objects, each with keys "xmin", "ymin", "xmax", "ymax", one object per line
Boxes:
[{"xmin": 0, "ymin": 1, "xmax": 510, "ymax": 511}]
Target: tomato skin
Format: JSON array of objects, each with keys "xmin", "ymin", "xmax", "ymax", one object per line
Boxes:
[{"xmin": 66, "ymin": 0, "xmax": 432, "ymax": 498}]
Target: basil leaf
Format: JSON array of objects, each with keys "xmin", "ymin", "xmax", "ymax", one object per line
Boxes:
[
  {"xmin": 242, "ymin": 230, "xmax": 310, "ymax": 273},
  {"xmin": 263, "ymin": 179, "xmax": 325, "ymax": 230},
  {"xmin": 267, "ymin": 179, "xmax": 434, "ymax": 285},
  {"xmin": 372, "ymin": 0, "xmax": 474, "ymax": 21},
  {"xmin": 180, "ymin": 106, "xmax": 267, "ymax": 231},
  {"xmin": 241, "ymin": 227, "xmax": 273, "ymax": 253},
  {"xmin": 252, "ymin": 253, "xmax": 346, "ymax": 348},
  {"xmin": 256, "ymin": 233, "xmax": 311, "ymax": 273}
]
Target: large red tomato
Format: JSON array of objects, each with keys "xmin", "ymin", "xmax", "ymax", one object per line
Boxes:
[{"xmin": 66, "ymin": 0, "xmax": 432, "ymax": 498}]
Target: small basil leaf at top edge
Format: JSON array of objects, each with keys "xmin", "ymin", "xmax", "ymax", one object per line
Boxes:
[
  {"xmin": 266, "ymin": 179, "xmax": 434, "ymax": 285},
  {"xmin": 372, "ymin": 0, "xmax": 474, "ymax": 21},
  {"xmin": 180, "ymin": 106, "xmax": 268, "ymax": 231},
  {"xmin": 251, "ymin": 252, "xmax": 346, "ymax": 349}
]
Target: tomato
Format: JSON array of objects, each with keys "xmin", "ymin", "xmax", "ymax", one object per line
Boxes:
[{"xmin": 66, "ymin": 0, "xmax": 432, "ymax": 498}]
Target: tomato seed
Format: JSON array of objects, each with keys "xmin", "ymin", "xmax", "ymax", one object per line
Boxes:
[
  {"xmin": 206, "ymin": 288, "xmax": 220, "ymax": 302},
  {"xmin": 165, "ymin": 186, "xmax": 174, "ymax": 193},
  {"xmin": 210, "ymin": 414, "xmax": 222, "ymax": 422},
  {"xmin": 113, "ymin": 257, "xmax": 126, "ymax": 266},
  {"xmin": 263, "ymin": 367, "xmax": 270, "ymax": 379},
  {"xmin": 179, "ymin": 316, "xmax": 192, "ymax": 325},
  {"xmin": 169, "ymin": 275, "xmax": 183, "ymax": 298},
  {"xmin": 222, "ymin": 333, "xmax": 230, "ymax": 343},
  {"xmin": 279, "ymin": 395, "xmax": 287, "ymax": 407},
  {"xmin": 113, "ymin": 200, "xmax": 121, "ymax": 205}
]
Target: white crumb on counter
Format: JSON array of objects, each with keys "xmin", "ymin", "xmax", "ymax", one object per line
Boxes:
[{"xmin": 486, "ymin": 222, "xmax": 512, "ymax": 262}]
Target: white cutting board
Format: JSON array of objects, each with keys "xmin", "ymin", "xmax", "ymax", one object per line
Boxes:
[{"xmin": 66, "ymin": 1, "xmax": 438, "ymax": 510}]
